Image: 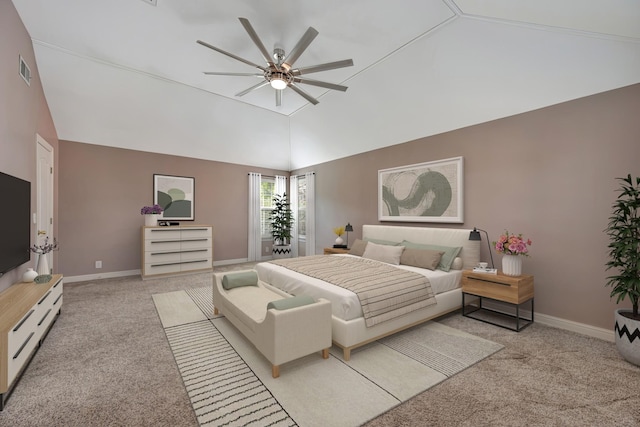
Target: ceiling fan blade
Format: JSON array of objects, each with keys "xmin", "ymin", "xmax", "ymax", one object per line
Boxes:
[
  {"xmin": 236, "ymin": 81, "xmax": 270, "ymax": 97},
  {"xmin": 282, "ymin": 27, "xmax": 319, "ymax": 70},
  {"xmin": 197, "ymin": 40, "xmax": 268, "ymax": 72},
  {"xmin": 288, "ymin": 83, "xmax": 319, "ymax": 105},
  {"xmin": 293, "ymin": 77, "xmax": 348, "ymax": 92},
  {"xmin": 292, "ymin": 59, "xmax": 354, "ymax": 76},
  {"xmin": 276, "ymin": 89, "xmax": 282, "ymax": 107},
  {"xmin": 238, "ymin": 17, "xmax": 276, "ymax": 68},
  {"xmin": 203, "ymin": 72, "xmax": 263, "ymax": 77}
]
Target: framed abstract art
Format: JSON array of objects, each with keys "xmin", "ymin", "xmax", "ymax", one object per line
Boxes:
[
  {"xmin": 378, "ymin": 156, "xmax": 463, "ymax": 223},
  {"xmin": 153, "ymin": 174, "xmax": 195, "ymax": 221}
]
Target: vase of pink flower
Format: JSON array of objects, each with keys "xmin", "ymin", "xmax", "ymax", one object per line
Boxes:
[
  {"xmin": 141, "ymin": 204, "xmax": 164, "ymax": 226},
  {"xmin": 493, "ymin": 231, "xmax": 532, "ymax": 276}
]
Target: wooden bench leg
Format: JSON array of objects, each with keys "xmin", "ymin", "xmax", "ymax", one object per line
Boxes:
[
  {"xmin": 272, "ymin": 365, "xmax": 280, "ymax": 378},
  {"xmin": 322, "ymin": 348, "xmax": 329, "ymax": 359},
  {"xmin": 343, "ymin": 348, "xmax": 351, "ymax": 361}
]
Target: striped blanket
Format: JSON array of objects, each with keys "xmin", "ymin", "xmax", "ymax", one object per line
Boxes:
[{"xmin": 269, "ymin": 255, "xmax": 436, "ymax": 327}]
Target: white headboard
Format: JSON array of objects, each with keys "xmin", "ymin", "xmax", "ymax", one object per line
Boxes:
[{"xmin": 362, "ymin": 225, "xmax": 480, "ymax": 270}]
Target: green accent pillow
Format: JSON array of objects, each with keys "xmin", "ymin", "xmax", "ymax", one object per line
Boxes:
[
  {"xmin": 222, "ymin": 271, "xmax": 259, "ymax": 290},
  {"xmin": 401, "ymin": 240, "xmax": 462, "ymax": 272},
  {"xmin": 365, "ymin": 237, "xmax": 400, "ymax": 246},
  {"xmin": 267, "ymin": 295, "xmax": 316, "ymax": 310}
]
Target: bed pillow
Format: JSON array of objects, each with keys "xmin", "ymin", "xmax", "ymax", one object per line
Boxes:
[
  {"xmin": 400, "ymin": 248, "xmax": 445, "ymax": 270},
  {"xmin": 267, "ymin": 295, "xmax": 315, "ymax": 310},
  {"xmin": 450, "ymin": 257, "xmax": 463, "ymax": 270},
  {"xmin": 364, "ymin": 237, "xmax": 400, "ymax": 246},
  {"xmin": 362, "ymin": 241, "xmax": 405, "ymax": 265},
  {"xmin": 349, "ymin": 239, "xmax": 368, "ymax": 256},
  {"xmin": 222, "ymin": 271, "xmax": 259, "ymax": 290},
  {"xmin": 401, "ymin": 240, "xmax": 462, "ymax": 272}
]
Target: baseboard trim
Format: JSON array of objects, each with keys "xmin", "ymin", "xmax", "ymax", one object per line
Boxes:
[
  {"xmin": 535, "ymin": 313, "xmax": 614, "ymax": 342},
  {"xmin": 65, "ymin": 269, "xmax": 141, "ymax": 283}
]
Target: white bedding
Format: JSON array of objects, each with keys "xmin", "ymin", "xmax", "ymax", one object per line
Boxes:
[{"xmin": 254, "ymin": 254, "xmax": 462, "ymax": 322}]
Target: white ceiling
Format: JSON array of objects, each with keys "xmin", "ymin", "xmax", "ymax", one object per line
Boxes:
[{"xmin": 11, "ymin": 0, "xmax": 640, "ymax": 170}]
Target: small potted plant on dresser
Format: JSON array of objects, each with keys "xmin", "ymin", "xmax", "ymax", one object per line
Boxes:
[
  {"xmin": 270, "ymin": 193, "xmax": 294, "ymax": 259},
  {"xmin": 605, "ymin": 174, "xmax": 640, "ymax": 366}
]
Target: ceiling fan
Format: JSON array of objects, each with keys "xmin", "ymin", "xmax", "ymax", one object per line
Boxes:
[{"xmin": 197, "ymin": 18, "xmax": 354, "ymax": 106}]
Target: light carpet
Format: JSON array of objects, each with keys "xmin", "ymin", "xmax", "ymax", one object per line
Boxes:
[{"xmin": 153, "ymin": 287, "xmax": 504, "ymax": 427}]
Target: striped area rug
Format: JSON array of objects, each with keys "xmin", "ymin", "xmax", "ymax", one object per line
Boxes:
[
  {"xmin": 164, "ymin": 320, "xmax": 296, "ymax": 426},
  {"xmin": 155, "ymin": 287, "xmax": 503, "ymax": 427}
]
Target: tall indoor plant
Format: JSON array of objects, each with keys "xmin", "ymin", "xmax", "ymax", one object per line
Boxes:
[
  {"xmin": 270, "ymin": 192, "xmax": 294, "ymax": 258},
  {"xmin": 605, "ymin": 174, "xmax": 640, "ymax": 366}
]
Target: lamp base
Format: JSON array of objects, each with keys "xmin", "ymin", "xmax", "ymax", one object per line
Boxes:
[{"xmin": 333, "ymin": 244, "xmax": 347, "ymax": 249}]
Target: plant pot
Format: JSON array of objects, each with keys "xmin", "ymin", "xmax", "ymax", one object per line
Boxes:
[
  {"xmin": 36, "ymin": 254, "xmax": 50, "ymax": 275},
  {"xmin": 614, "ymin": 308, "xmax": 640, "ymax": 366},
  {"xmin": 272, "ymin": 244, "xmax": 292, "ymax": 259},
  {"xmin": 145, "ymin": 214, "xmax": 160, "ymax": 226}
]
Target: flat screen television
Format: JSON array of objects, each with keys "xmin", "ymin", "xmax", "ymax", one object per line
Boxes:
[{"xmin": 0, "ymin": 171, "xmax": 31, "ymax": 277}]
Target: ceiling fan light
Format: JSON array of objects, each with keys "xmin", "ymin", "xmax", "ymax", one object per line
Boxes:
[{"xmin": 270, "ymin": 76, "xmax": 287, "ymax": 90}]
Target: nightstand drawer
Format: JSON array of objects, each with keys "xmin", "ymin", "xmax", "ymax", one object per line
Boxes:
[{"xmin": 462, "ymin": 272, "xmax": 533, "ymax": 305}]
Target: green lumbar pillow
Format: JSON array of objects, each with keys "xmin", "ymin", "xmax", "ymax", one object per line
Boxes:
[
  {"xmin": 267, "ymin": 295, "xmax": 316, "ymax": 310},
  {"xmin": 222, "ymin": 271, "xmax": 259, "ymax": 290}
]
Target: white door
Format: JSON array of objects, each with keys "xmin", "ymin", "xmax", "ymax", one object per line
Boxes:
[{"xmin": 36, "ymin": 134, "xmax": 54, "ymax": 273}]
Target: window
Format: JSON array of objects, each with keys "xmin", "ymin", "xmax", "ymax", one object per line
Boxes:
[{"xmin": 260, "ymin": 178, "xmax": 275, "ymax": 239}]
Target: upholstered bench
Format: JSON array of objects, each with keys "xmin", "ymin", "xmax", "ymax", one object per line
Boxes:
[{"xmin": 213, "ymin": 270, "xmax": 332, "ymax": 378}]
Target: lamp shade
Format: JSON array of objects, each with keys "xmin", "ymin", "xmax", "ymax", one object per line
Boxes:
[
  {"xmin": 345, "ymin": 223, "xmax": 353, "ymax": 232},
  {"xmin": 468, "ymin": 227, "xmax": 494, "ymax": 269}
]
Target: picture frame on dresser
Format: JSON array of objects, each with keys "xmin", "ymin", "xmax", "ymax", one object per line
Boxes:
[
  {"xmin": 153, "ymin": 174, "xmax": 195, "ymax": 221},
  {"xmin": 378, "ymin": 156, "xmax": 464, "ymax": 223}
]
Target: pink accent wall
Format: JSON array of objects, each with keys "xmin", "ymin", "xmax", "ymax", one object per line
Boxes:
[
  {"xmin": 58, "ymin": 141, "xmax": 287, "ymax": 275},
  {"xmin": 293, "ymin": 83, "xmax": 640, "ymax": 331},
  {"xmin": 0, "ymin": 1, "xmax": 59, "ymax": 293}
]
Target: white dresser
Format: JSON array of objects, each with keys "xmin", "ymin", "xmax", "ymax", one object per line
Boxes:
[
  {"xmin": 141, "ymin": 225, "xmax": 213, "ymax": 279},
  {"xmin": 0, "ymin": 274, "xmax": 63, "ymax": 410}
]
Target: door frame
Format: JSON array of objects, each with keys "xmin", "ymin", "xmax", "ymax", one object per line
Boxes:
[{"xmin": 36, "ymin": 134, "xmax": 54, "ymax": 272}]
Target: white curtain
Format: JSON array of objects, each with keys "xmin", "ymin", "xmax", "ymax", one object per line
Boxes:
[
  {"xmin": 305, "ymin": 172, "xmax": 316, "ymax": 256},
  {"xmin": 248, "ymin": 172, "xmax": 261, "ymax": 262},
  {"xmin": 275, "ymin": 175, "xmax": 287, "ymax": 197},
  {"xmin": 289, "ymin": 175, "xmax": 299, "ymax": 257}
]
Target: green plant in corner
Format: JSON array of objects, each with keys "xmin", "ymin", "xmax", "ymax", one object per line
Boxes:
[
  {"xmin": 605, "ymin": 174, "xmax": 640, "ymax": 321},
  {"xmin": 270, "ymin": 192, "xmax": 294, "ymax": 246}
]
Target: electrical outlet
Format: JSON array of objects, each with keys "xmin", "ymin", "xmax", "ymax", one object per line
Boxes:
[{"xmin": 95, "ymin": 260, "xmax": 102, "ymax": 269}]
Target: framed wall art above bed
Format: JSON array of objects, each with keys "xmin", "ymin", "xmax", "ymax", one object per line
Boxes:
[{"xmin": 378, "ymin": 156, "xmax": 463, "ymax": 223}]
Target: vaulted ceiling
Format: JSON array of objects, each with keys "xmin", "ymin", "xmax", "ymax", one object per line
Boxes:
[{"xmin": 12, "ymin": 0, "xmax": 640, "ymax": 170}]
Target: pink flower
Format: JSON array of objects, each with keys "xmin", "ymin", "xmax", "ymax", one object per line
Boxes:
[{"xmin": 492, "ymin": 231, "xmax": 532, "ymax": 256}]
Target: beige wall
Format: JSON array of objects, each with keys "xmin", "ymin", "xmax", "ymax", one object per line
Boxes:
[
  {"xmin": 58, "ymin": 141, "xmax": 287, "ymax": 276},
  {"xmin": 293, "ymin": 84, "xmax": 640, "ymax": 331},
  {"xmin": 0, "ymin": 2, "xmax": 59, "ymax": 293}
]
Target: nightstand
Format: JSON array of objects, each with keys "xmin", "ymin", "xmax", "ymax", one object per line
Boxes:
[
  {"xmin": 461, "ymin": 270, "xmax": 534, "ymax": 331},
  {"xmin": 323, "ymin": 247, "xmax": 350, "ymax": 255}
]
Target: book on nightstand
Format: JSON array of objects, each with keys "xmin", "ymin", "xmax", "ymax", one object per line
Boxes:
[{"xmin": 472, "ymin": 267, "xmax": 498, "ymax": 274}]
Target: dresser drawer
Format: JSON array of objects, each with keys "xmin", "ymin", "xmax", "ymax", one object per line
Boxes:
[
  {"xmin": 181, "ymin": 248, "xmax": 212, "ymax": 262},
  {"xmin": 144, "ymin": 263, "xmax": 182, "ymax": 276},
  {"xmin": 181, "ymin": 227, "xmax": 212, "ymax": 239},
  {"xmin": 145, "ymin": 251, "xmax": 182, "ymax": 265},
  {"xmin": 145, "ymin": 240, "xmax": 182, "ymax": 251},
  {"xmin": 144, "ymin": 227, "xmax": 181, "ymax": 240},
  {"xmin": 181, "ymin": 237, "xmax": 211, "ymax": 251},
  {"xmin": 181, "ymin": 259, "xmax": 211, "ymax": 271}
]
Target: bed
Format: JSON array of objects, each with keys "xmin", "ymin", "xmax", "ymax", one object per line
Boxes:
[{"xmin": 255, "ymin": 225, "xmax": 480, "ymax": 360}]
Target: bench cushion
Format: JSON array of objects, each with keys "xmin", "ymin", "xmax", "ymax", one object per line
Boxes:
[{"xmin": 224, "ymin": 284, "xmax": 285, "ymax": 331}]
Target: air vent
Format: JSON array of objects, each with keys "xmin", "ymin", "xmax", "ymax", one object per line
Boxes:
[
  {"xmin": 139, "ymin": 0, "xmax": 157, "ymax": 6},
  {"xmin": 19, "ymin": 55, "xmax": 31, "ymax": 86}
]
